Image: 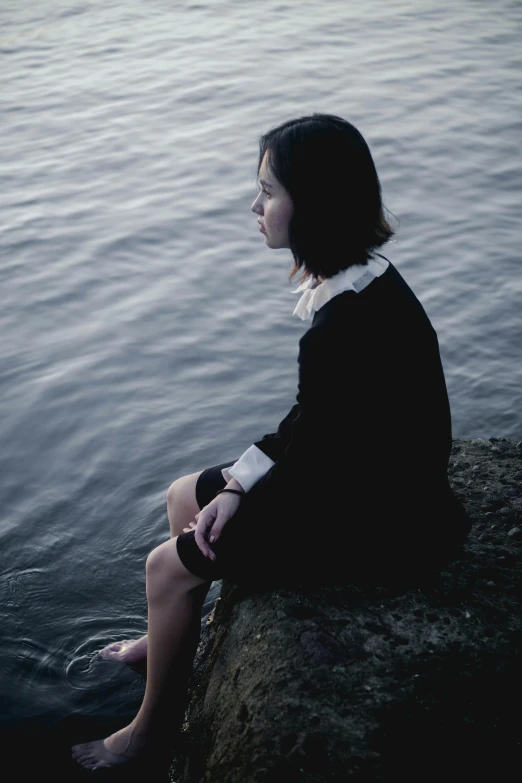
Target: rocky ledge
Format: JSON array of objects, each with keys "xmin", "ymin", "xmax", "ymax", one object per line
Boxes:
[{"xmin": 170, "ymin": 439, "xmax": 521, "ymax": 782}]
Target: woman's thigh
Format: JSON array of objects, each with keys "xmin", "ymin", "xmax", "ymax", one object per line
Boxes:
[{"xmin": 177, "ymin": 494, "xmax": 320, "ymax": 585}]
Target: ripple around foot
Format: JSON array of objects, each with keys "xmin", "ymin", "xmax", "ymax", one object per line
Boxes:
[{"xmin": 64, "ymin": 634, "xmax": 140, "ymax": 691}]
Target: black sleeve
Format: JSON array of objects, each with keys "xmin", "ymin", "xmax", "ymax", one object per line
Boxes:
[
  {"xmin": 253, "ymin": 404, "xmax": 299, "ymax": 462},
  {"xmin": 247, "ymin": 324, "xmax": 347, "ymax": 497}
]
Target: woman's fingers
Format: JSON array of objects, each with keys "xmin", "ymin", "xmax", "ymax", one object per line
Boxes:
[
  {"xmin": 207, "ymin": 495, "xmax": 242, "ymax": 544},
  {"xmin": 192, "ymin": 495, "xmax": 242, "ymax": 558},
  {"xmin": 194, "ymin": 506, "xmax": 217, "ymax": 560},
  {"xmin": 208, "ymin": 510, "xmax": 226, "ymax": 543}
]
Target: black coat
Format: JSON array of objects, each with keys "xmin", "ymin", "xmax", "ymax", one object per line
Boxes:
[{"xmin": 236, "ymin": 261, "xmax": 471, "ymax": 580}]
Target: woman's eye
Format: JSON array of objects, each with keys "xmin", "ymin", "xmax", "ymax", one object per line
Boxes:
[{"xmin": 262, "ymin": 188, "xmax": 271, "ymax": 197}]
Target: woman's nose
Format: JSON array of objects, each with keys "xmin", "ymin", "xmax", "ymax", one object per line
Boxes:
[{"xmin": 251, "ymin": 194, "xmax": 263, "ymax": 214}]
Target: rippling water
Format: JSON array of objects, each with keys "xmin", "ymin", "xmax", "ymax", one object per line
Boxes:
[{"xmin": 1, "ymin": 0, "xmax": 521, "ymax": 754}]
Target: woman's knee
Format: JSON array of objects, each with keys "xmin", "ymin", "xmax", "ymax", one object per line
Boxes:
[
  {"xmin": 146, "ymin": 538, "xmax": 204, "ymax": 600},
  {"xmin": 146, "ymin": 540, "xmax": 180, "ymax": 599},
  {"xmin": 166, "ymin": 476, "xmax": 182, "ymax": 512},
  {"xmin": 167, "ymin": 472, "xmax": 201, "ymax": 522}
]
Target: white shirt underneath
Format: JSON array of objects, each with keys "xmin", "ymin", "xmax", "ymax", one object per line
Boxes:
[{"xmin": 222, "ymin": 256, "xmax": 390, "ymax": 490}]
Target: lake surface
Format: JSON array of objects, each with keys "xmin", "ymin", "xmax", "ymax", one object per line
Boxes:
[{"xmin": 1, "ymin": 0, "xmax": 520, "ymax": 763}]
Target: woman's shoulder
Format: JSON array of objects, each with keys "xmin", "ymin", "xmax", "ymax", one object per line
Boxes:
[
  {"xmin": 313, "ymin": 260, "xmax": 434, "ymax": 332},
  {"xmin": 298, "ymin": 262, "xmax": 438, "ymax": 370}
]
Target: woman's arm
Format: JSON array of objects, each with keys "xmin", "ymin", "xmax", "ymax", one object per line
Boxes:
[
  {"xmin": 244, "ymin": 324, "xmax": 346, "ymax": 498},
  {"xmin": 252, "ymin": 403, "xmax": 300, "ymax": 461},
  {"xmin": 221, "ymin": 402, "xmax": 300, "ymax": 490},
  {"xmin": 222, "ymin": 445, "xmax": 275, "ymax": 491},
  {"xmin": 194, "ymin": 320, "xmax": 350, "ymax": 557}
]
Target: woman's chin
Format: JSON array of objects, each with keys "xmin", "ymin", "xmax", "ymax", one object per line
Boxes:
[{"xmin": 262, "ymin": 234, "xmax": 288, "ymax": 251}]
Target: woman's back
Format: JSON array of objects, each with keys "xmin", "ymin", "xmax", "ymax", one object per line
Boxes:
[
  {"xmin": 285, "ymin": 261, "xmax": 471, "ymax": 576},
  {"xmin": 299, "ymin": 262, "xmax": 451, "ymax": 494}
]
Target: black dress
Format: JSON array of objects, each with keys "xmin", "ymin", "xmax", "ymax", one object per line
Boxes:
[{"xmin": 176, "ymin": 262, "xmax": 471, "ymax": 585}]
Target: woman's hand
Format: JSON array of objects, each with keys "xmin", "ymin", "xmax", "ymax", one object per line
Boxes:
[{"xmin": 188, "ymin": 492, "xmax": 242, "ymax": 560}]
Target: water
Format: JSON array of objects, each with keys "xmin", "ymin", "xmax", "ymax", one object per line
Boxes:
[{"xmin": 1, "ymin": 0, "xmax": 521, "ymax": 754}]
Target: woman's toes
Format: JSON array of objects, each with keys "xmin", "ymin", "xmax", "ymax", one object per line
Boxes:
[
  {"xmin": 99, "ymin": 641, "xmax": 127, "ymax": 660},
  {"xmin": 72, "ymin": 741, "xmax": 95, "ymax": 762},
  {"xmin": 99, "ymin": 636, "xmax": 148, "ymax": 664}
]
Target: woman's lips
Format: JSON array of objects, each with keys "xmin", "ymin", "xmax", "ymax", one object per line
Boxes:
[{"xmin": 258, "ymin": 223, "xmax": 266, "ymax": 233}]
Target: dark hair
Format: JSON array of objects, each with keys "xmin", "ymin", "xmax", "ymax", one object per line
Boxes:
[{"xmin": 258, "ymin": 114, "xmax": 394, "ymax": 279}]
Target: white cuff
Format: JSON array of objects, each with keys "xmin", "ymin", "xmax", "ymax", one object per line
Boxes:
[{"xmin": 221, "ymin": 445, "xmax": 275, "ymax": 492}]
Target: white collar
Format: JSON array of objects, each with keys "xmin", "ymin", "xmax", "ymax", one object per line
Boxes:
[{"xmin": 291, "ymin": 255, "xmax": 390, "ymax": 320}]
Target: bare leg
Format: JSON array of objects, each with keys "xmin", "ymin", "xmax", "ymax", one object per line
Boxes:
[
  {"xmin": 72, "ymin": 537, "xmax": 210, "ymax": 769},
  {"xmin": 99, "ymin": 471, "xmax": 203, "ymax": 664}
]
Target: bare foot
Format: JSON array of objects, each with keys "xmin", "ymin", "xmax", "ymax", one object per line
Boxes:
[
  {"xmin": 99, "ymin": 635, "xmax": 148, "ymax": 663},
  {"xmin": 72, "ymin": 722, "xmax": 145, "ymax": 770}
]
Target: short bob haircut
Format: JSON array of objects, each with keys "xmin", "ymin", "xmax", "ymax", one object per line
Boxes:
[{"xmin": 258, "ymin": 114, "xmax": 394, "ymax": 280}]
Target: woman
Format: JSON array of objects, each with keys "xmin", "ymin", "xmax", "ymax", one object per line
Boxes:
[{"xmin": 72, "ymin": 114, "xmax": 471, "ymax": 769}]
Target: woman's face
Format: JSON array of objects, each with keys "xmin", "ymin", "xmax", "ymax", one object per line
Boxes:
[{"xmin": 251, "ymin": 152, "xmax": 294, "ymax": 250}]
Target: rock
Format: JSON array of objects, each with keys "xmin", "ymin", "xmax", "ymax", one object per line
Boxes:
[
  {"xmin": 170, "ymin": 440, "xmax": 521, "ymax": 782},
  {"xmin": 481, "ymin": 494, "xmax": 503, "ymax": 510}
]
